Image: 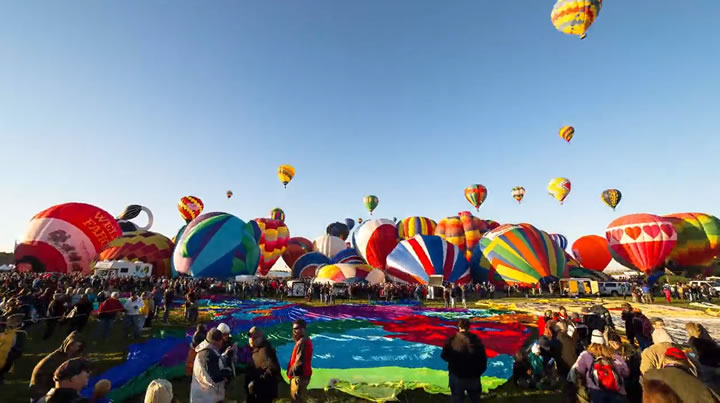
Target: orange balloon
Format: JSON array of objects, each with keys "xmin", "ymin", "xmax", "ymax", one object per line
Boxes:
[{"xmin": 571, "ymin": 235, "xmax": 612, "ymax": 271}]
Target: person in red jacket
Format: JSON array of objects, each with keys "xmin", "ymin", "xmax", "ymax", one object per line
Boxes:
[
  {"xmin": 96, "ymin": 292, "xmax": 125, "ymax": 341},
  {"xmin": 287, "ymin": 319, "xmax": 313, "ymax": 403}
]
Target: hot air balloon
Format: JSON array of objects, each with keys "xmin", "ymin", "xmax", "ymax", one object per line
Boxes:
[
  {"xmin": 173, "ymin": 212, "xmax": 260, "ymax": 278},
  {"xmin": 363, "ymin": 195, "xmax": 379, "ymax": 215},
  {"xmin": 549, "ymin": 234, "xmax": 568, "ymax": 250},
  {"xmin": 277, "ymin": 164, "xmax": 295, "ymax": 188},
  {"xmin": 326, "ymin": 222, "xmax": 350, "ymax": 240},
  {"xmin": 663, "ymin": 213, "xmax": 720, "ymax": 273},
  {"xmin": 605, "ymin": 214, "xmax": 677, "ymax": 274},
  {"xmin": 313, "ymin": 234, "xmax": 347, "ymax": 258},
  {"xmin": 270, "ymin": 208, "xmax": 285, "ymax": 222},
  {"xmin": 178, "ymin": 196, "xmax": 204, "ymax": 223},
  {"xmin": 601, "ymin": 189, "xmax": 622, "ymax": 210},
  {"xmin": 314, "ymin": 264, "xmax": 385, "ymax": 285},
  {"xmin": 292, "ymin": 252, "xmax": 330, "ymax": 278},
  {"xmin": 397, "ymin": 217, "xmax": 437, "ymax": 240},
  {"xmin": 330, "ymin": 248, "xmax": 365, "ymax": 264},
  {"xmin": 386, "ymin": 235, "xmax": 470, "ymax": 285},
  {"xmin": 97, "ymin": 231, "xmax": 175, "ymax": 277},
  {"xmin": 551, "ymin": 0, "xmax": 603, "ymax": 40},
  {"xmin": 226, "ymin": 190, "xmax": 233, "ymax": 199},
  {"xmin": 344, "ymin": 218, "xmax": 355, "ymax": 231},
  {"xmin": 547, "ymin": 178, "xmax": 571, "ymax": 204},
  {"xmin": 14, "ymin": 203, "xmax": 123, "ymax": 274},
  {"xmin": 435, "ymin": 211, "xmax": 497, "ymax": 261},
  {"xmin": 464, "ymin": 184, "xmax": 488, "ymax": 211},
  {"xmin": 254, "ymin": 218, "xmax": 290, "ymax": 276},
  {"xmin": 281, "ymin": 237, "xmax": 313, "ymax": 268},
  {"xmin": 352, "ymin": 219, "xmax": 399, "ymax": 269},
  {"xmin": 479, "ymin": 223, "xmax": 568, "ymax": 285},
  {"xmin": 358, "ymin": 218, "xmax": 364, "ymax": 224},
  {"xmin": 559, "ymin": 126, "xmax": 575, "ymax": 143},
  {"xmin": 116, "ymin": 205, "xmax": 154, "ymax": 233},
  {"xmin": 511, "ymin": 187, "xmax": 526, "ymax": 204},
  {"xmin": 571, "ymin": 235, "xmax": 611, "ymax": 271}
]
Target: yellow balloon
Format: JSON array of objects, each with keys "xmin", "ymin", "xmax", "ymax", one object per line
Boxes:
[
  {"xmin": 547, "ymin": 177, "xmax": 572, "ymax": 204},
  {"xmin": 551, "ymin": 0, "xmax": 602, "ymax": 40},
  {"xmin": 277, "ymin": 165, "xmax": 295, "ymax": 188}
]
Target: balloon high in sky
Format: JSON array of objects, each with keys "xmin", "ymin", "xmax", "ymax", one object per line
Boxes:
[{"xmin": 1, "ymin": 2, "xmax": 719, "ymax": 251}]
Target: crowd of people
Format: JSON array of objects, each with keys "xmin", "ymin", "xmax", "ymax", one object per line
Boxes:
[
  {"xmin": 513, "ymin": 302, "xmax": 720, "ymax": 402},
  {"xmin": 1, "ymin": 269, "xmax": 720, "ymax": 402}
]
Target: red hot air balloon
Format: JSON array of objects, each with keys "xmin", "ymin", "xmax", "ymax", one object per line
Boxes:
[
  {"xmin": 571, "ymin": 235, "xmax": 612, "ymax": 271},
  {"xmin": 605, "ymin": 214, "xmax": 677, "ymax": 274}
]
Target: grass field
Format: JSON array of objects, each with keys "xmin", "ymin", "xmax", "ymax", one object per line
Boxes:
[{"xmin": 3, "ymin": 297, "xmax": 588, "ymax": 402}]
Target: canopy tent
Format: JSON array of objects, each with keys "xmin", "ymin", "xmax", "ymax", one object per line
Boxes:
[{"xmin": 264, "ymin": 258, "xmax": 292, "ymax": 279}]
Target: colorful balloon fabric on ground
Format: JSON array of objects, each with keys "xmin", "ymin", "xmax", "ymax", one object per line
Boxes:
[
  {"xmin": 605, "ymin": 213, "xmax": 677, "ymax": 274},
  {"xmin": 254, "ymin": 218, "xmax": 290, "ymax": 276},
  {"xmin": 314, "ymin": 263, "xmax": 385, "ymax": 285},
  {"xmin": 173, "ymin": 212, "xmax": 260, "ymax": 278},
  {"xmin": 551, "ymin": 0, "xmax": 603, "ymax": 39},
  {"xmin": 313, "ymin": 234, "xmax": 347, "ymax": 258},
  {"xmin": 270, "ymin": 208, "xmax": 285, "ymax": 222},
  {"xmin": 14, "ymin": 203, "xmax": 122, "ymax": 274},
  {"xmin": 326, "ymin": 222, "xmax": 350, "ymax": 240},
  {"xmin": 352, "ymin": 219, "xmax": 399, "ymax": 269},
  {"xmin": 511, "ymin": 187, "xmax": 525, "ymax": 203},
  {"xmin": 558, "ymin": 126, "xmax": 575, "ymax": 142},
  {"xmin": 571, "ymin": 235, "xmax": 612, "ymax": 271},
  {"xmin": 663, "ymin": 213, "xmax": 720, "ymax": 273},
  {"xmin": 547, "ymin": 178, "xmax": 571, "ymax": 204},
  {"xmin": 363, "ymin": 195, "xmax": 379, "ymax": 215},
  {"xmin": 292, "ymin": 251, "xmax": 330, "ymax": 278},
  {"xmin": 97, "ymin": 231, "xmax": 174, "ymax": 277},
  {"xmin": 479, "ymin": 223, "xmax": 568, "ymax": 285},
  {"xmin": 177, "ymin": 196, "xmax": 204, "ymax": 223},
  {"xmin": 464, "ymin": 184, "xmax": 488, "ymax": 211},
  {"xmin": 549, "ymin": 234, "xmax": 568, "ymax": 250},
  {"xmin": 601, "ymin": 189, "xmax": 622, "ymax": 210},
  {"xmin": 397, "ymin": 217, "xmax": 437, "ymax": 240},
  {"xmin": 386, "ymin": 235, "xmax": 470, "ymax": 285},
  {"xmin": 277, "ymin": 164, "xmax": 295, "ymax": 188}
]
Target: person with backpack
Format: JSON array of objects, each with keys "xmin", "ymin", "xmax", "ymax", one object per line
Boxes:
[
  {"xmin": 630, "ymin": 309, "xmax": 653, "ymax": 350},
  {"xmin": 569, "ymin": 330, "xmax": 630, "ymax": 403}
]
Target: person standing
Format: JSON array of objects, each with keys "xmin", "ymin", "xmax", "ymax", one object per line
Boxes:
[
  {"xmin": 43, "ymin": 293, "xmax": 66, "ymax": 340},
  {"xmin": 287, "ymin": 319, "xmax": 313, "ymax": 403},
  {"xmin": 245, "ymin": 327, "xmax": 281, "ymax": 403},
  {"xmin": 163, "ymin": 287, "xmax": 174, "ymax": 323},
  {"xmin": 141, "ymin": 292, "xmax": 155, "ymax": 328},
  {"xmin": 441, "ymin": 318, "xmax": 487, "ymax": 403},
  {"xmin": 190, "ymin": 328, "xmax": 234, "ymax": 403},
  {"xmin": 96, "ymin": 292, "xmax": 124, "ymax": 341},
  {"xmin": 123, "ymin": 292, "xmax": 144, "ymax": 339},
  {"xmin": 67, "ymin": 293, "xmax": 93, "ymax": 334}
]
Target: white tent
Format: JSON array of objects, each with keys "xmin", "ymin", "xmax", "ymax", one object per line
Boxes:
[{"xmin": 265, "ymin": 258, "xmax": 292, "ymax": 279}]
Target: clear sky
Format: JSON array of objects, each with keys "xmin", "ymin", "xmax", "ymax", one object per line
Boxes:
[{"xmin": 1, "ymin": 1, "xmax": 719, "ymax": 253}]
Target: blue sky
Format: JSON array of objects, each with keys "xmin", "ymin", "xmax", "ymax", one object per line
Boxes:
[{"xmin": 1, "ymin": 1, "xmax": 719, "ymax": 253}]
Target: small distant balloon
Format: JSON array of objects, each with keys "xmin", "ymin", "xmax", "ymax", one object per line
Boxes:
[
  {"xmin": 226, "ymin": 190, "xmax": 233, "ymax": 199},
  {"xmin": 559, "ymin": 126, "xmax": 575, "ymax": 143},
  {"xmin": 511, "ymin": 187, "xmax": 525, "ymax": 204},
  {"xmin": 344, "ymin": 218, "xmax": 355, "ymax": 231},
  {"xmin": 270, "ymin": 208, "xmax": 285, "ymax": 222},
  {"xmin": 551, "ymin": 0, "xmax": 603, "ymax": 40},
  {"xmin": 277, "ymin": 164, "xmax": 295, "ymax": 188},
  {"xmin": 601, "ymin": 189, "xmax": 622, "ymax": 210},
  {"xmin": 178, "ymin": 196, "xmax": 204, "ymax": 223},
  {"xmin": 547, "ymin": 178, "xmax": 571, "ymax": 204},
  {"xmin": 464, "ymin": 184, "xmax": 488, "ymax": 211},
  {"xmin": 363, "ymin": 195, "xmax": 379, "ymax": 215}
]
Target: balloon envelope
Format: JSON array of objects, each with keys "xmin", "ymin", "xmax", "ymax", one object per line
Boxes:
[
  {"xmin": 313, "ymin": 234, "xmax": 347, "ymax": 258},
  {"xmin": 479, "ymin": 223, "xmax": 568, "ymax": 285},
  {"xmin": 330, "ymin": 248, "xmax": 365, "ymax": 265},
  {"xmin": 435, "ymin": 211, "xmax": 497, "ymax": 261},
  {"xmin": 549, "ymin": 234, "xmax": 568, "ymax": 250},
  {"xmin": 344, "ymin": 218, "xmax": 355, "ymax": 231},
  {"xmin": 178, "ymin": 196, "xmax": 204, "ymax": 223},
  {"xmin": 292, "ymin": 252, "xmax": 330, "ymax": 278},
  {"xmin": 397, "ymin": 217, "xmax": 437, "ymax": 240},
  {"xmin": 663, "ymin": 213, "xmax": 720, "ymax": 272},
  {"xmin": 314, "ymin": 263, "xmax": 385, "ymax": 285},
  {"xmin": 571, "ymin": 235, "xmax": 611, "ymax": 271},
  {"xmin": 97, "ymin": 231, "xmax": 174, "ymax": 277},
  {"xmin": 551, "ymin": 0, "xmax": 602, "ymax": 39},
  {"xmin": 14, "ymin": 202, "xmax": 122, "ymax": 274},
  {"xmin": 605, "ymin": 213, "xmax": 677, "ymax": 274},
  {"xmin": 326, "ymin": 222, "xmax": 350, "ymax": 241},
  {"xmin": 254, "ymin": 218, "xmax": 290, "ymax": 276},
  {"xmin": 352, "ymin": 219, "xmax": 398, "ymax": 269},
  {"xmin": 386, "ymin": 235, "xmax": 470, "ymax": 285},
  {"xmin": 173, "ymin": 212, "xmax": 260, "ymax": 278},
  {"xmin": 547, "ymin": 178, "xmax": 571, "ymax": 204},
  {"xmin": 270, "ymin": 208, "xmax": 285, "ymax": 222}
]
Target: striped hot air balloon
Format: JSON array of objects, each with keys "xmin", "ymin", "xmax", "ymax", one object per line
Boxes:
[
  {"xmin": 547, "ymin": 178, "xmax": 571, "ymax": 204},
  {"xmin": 314, "ymin": 263, "xmax": 385, "ymax": 285},
  {"xmin": 605, "ymin": 213, "xmax": 677, "ymax": 274},
  {"xmin": 551, "ymin": 0, "xmax": 603, "ymax": 40},
  {"xmin": 97, "ymin": 231, "xmax": 174, "ymax": 277},
  {"xmin": 178, "ymin": 196, "xmax": 204, "ymax": 223},
  {"xmin": 386, "ymin": 235, "xmax": 470, "ymax": 285},
  {"xmin": 351, "ymin": 219, "xmax": 398, "ymax": 269},
  {"xmin": 397, "ymin": 217, "xmax": 437, "ymax": 240},
  {"xmin": 292, "ymin": 252, "xmax": 330, "ymax": 278}
]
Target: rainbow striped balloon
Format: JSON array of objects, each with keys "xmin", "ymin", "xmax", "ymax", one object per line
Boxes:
[
  {"xmin": 559, "ymin": 126, "xmax": 575, "ymax": 143},
  {"xmin": 314, "ymin": 263, "xmax": 385, "ymax": 285},
  {"xmin": 386, "ymin": 235, "xmax": 470, "ymax": 285},
  {"xmin": 397, "ymin": 217, "xmax": 437, "ymax": 240}
]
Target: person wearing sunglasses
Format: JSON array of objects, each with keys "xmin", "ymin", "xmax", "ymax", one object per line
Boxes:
[{"xmin": 286, "ymin": 319, "xmax": 313, "ymax": 402}]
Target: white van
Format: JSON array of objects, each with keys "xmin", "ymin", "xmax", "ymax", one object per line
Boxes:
[
  {"xmin": 689, "ymin": 280, "xmax": 720, "ymax": 294},
  {"xmin": 93, "ymin": 260, "xmax": 152, "ymax": 278},
  {"xmin": 598, "ymin": 281, "xmax": 630, "ymax": 297}
]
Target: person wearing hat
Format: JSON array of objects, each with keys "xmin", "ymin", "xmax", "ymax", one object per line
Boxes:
[
  {"xmin": 569, "ymin": 330, "xmax": 630, "ymax": 402},
  {"xmin": 31, "ymin": 332, "xmax": 86, "ymax": 401},
  {"xmin": 642, "ymin": 347, "xmax": 719, "ymax": 403},
  {"xmin": 190, "ymin": 328, "xmax": 234, "ymax": 403},
  {"xmin": 244, "ymin": 326, "xmax": 281, "ymax": 403},
  {"xmin": 640, "ymin": 327, "xmax": 680, "ymax": 375},
  {"xmin": 42, "ymin": 358, "xmax": 92, "ymax": 403}
]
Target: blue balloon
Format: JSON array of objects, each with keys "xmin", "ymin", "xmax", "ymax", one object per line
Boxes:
[
  {"xmin": 345, "ymin": 218, "xmax": 355, "ymax": 231},
  {"xmin": 292, "ymin": 252, "xmax": 330, "ymax": 278}
]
